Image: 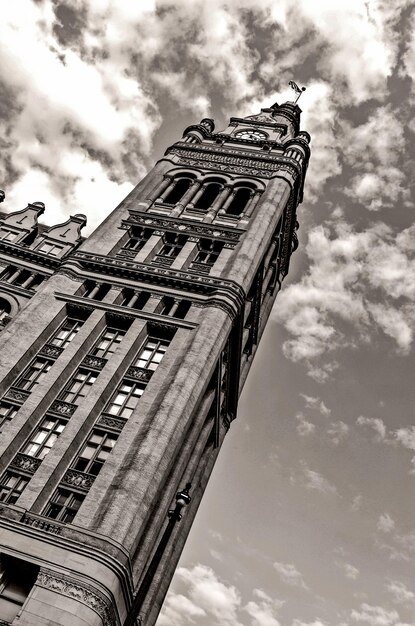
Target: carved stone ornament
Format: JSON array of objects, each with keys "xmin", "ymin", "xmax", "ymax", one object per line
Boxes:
[
  {"xmin": 49, "ymin": 399, "xmax": 77, "ymax": 416},
  {"xmin": 10, "ymin": 452, "xmax": 42, "ymax": 474},
  {"xmin": 125, "ymin": 366, "xmax": 153, "ymax": 382},
  {"xmin": 124, "ymin": 212, "xmax": 242, "ymax": 242},
  {"xmin": 36, "ymin": 569, "xmax": 118, "ymax": 626},
  {"xmin": 4, "ymin": 387, "xmax": 30, "ymax": 403},
  {"xmin": 21, "ymin": 512, "xmax": 62, "ymax": 535},
  {"xmin": 97, "ymin": 415, "xmax": 127, "ymax": 432},
  {"xmin": 82, "ymin": 354, "xmax": 108, "ymax": 370},
  {"xmin": 61, "ymin": 469, "xmax": 96, "ymax": 491},
  {"xmin": 39, "ymin": 343, "xmax": 64, "ymax": 359}
]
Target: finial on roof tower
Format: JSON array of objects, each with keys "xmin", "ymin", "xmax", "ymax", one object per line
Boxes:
[{"xmin": 289, "ymin": 80, "xmax": 306, "ymax": 104}]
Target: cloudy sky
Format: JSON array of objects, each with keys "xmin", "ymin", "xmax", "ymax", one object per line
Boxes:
[{"xmin": 1, "ymin": 1, "xmax": 415, "ymax": 625}]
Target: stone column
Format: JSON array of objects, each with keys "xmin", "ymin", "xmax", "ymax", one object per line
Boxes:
[
  {"xmin": 134, "ymin": 234, "xmax": 163, "ymax": 263},
  {"xmin": 20, "ymin": 273, "xmax": 37, "ymax": 290},
  {"xmin": 185, "ymin": 183, "xmax": 207, "ymax": 210},
  {"xmin": 244, "ymin": 189, "xmax": 262, "ymax": 217},
  {"xmin": 171, "ymin": 180, "xmax": 202, "ymax": 216},
  {"xmin": 146, "ymin": 174, "xmax": 174, "ymax": 204},
  {"xmin": 6, "ymin": 267, "xmax": 23, "ymax": 284},
  {"xmin": 218, "ymin": 188, "xmax": 237, "ymax": 215},
  {"xmin": 204, "ymin": 185, "xmax": 233, "ymax": 222},
  {"xmin": 170, "ymin": 238, "xmax": 198, "ymax": 270}
]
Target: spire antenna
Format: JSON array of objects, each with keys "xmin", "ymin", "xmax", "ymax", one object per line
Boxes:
[{"xmin": 289, "ymin": 80, "xmax": 306, "ymax": 104}]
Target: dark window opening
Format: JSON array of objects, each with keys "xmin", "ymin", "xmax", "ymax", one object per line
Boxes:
[
  {"xmin": 157, "ymin": 233, "xmax": 186, "ymax": 259},
  {"xmin": 72, "ymin": 430, "xmax": 118, "ymax": 477},
  {"xmin": 164, "ymin": 177, "xmax": 192, "ymax": 205},
  {"xmin": 123, "ymin": 227, "xmax": 152, "ymax": 253},
  {"xmin": 0, "ymin": 298, "xmax": 11, "ymax": 322},
  {"xmin": 0, "ymin": 473, "xmax": 29, "ymax": 505},
  {"xmin": 0, "ymin": 554, "xmax": 39, "ymax": 622},
  {"xmin": 194, "ymin": 239, "xmax": 224, "ymax": 265},
  {"xmin": 225, "ymin": 187, "xmax": 252, "ymax": 216},
  {"xmin": 122, "ymin": 289, "xmax": 151, "ymax": 310},
  {"xmin": 44, "ymin": 488, "xmax": 85, "ymax": 524},
  {"xmin": 83, "ymin": 281, "xmax": 110, "ymax": 301},
  {"xmin": 194, "ymin": 183, "xmax": 221, "ymax": 210}
]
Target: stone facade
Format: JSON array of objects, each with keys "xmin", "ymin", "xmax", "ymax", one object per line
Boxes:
[{"xmin": 0, "ymin": 101, "xmax": 310, "ymax": 625}]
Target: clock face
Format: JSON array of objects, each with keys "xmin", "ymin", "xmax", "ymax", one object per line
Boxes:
[{"xmin": 235, "ymin": 129, "xmax": 267, "ymax": 141}]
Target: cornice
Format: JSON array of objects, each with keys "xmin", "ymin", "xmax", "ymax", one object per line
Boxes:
[
  {"xmin": 0, "ymin": 240, "xmax": 60, "ymax": 271},
  {"xmin": 165, "ymin": 144, "xmax": 303, "ymax": 181},
  {"xmin": 0, "ymin": 505, "xmax": 133, "ymax": 610},
  {"xmin": 122, "ymin": 210, "xmax": 244, "ymax": 242},
  {"xmin": 62, "ymin": 252, "xmax": 246, "ymax": 318},
  {"xmin": 54, "ymin": 293, "xmax": 199, "ymax": 330}
]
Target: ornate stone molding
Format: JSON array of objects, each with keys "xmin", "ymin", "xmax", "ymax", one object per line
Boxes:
[
  {"xmin": 64, "ymin": 252, "xmax": 245, "ymax": 318},
  {"xmin": 36, "ymin": 569, "xmax": 118, "ymax": 626},
  {"xmin": 21, "ymin": 512, "xmax": 62, "ymax": 535},
  {"xmin": 0, "ymin": 240, "xmax": 59, "ymax": 272},
  {"xmin": 123, "ymin": 211, "xmax": 243, "ymax": 242},
  {"xmin": 10, "ymin": 452, "xmax": 42, "ymax": 474},
  {"xmin": 61, "ymin": 469, "xmax": 96, "ymax": 491}
]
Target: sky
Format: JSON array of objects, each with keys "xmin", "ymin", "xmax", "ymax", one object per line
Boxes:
[{"xmin": 1, "ymin": 1, "xmax": 415, "ymax": 625}]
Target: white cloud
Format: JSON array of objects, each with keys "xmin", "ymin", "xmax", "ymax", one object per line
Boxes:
[
  {"xmin": 327, "ymin": 421, "xmax": 350, "ymax": 445},
  {"xmin": 351, "ymin": 603, "xmax": 400, "ymax": 626},
  {"xmin": 356, "ymin": 416, "xmax": 387, "ymax": 442},
  {"xmin": 344, "ymin": 563, "xmax": 360, "ymax": 580},
  {"xmin": 273, "ymin": 561, "xmax": 308, "ymax": 590},
  {"xmin": 377, "ymin": 514, "xmax": 395, "ymax": 534},
  {"xmin": 300, "ymin": 394, "xmax": 331, "ymax": 416},
  {"xmin": 176, "ymin": 564, "xmax": 242, "ymax": 625},
  {"xmin": 244, "ymin": 589, "xmax": 283, "ymax": 626},
  {"xmin": 296, "ymin": 413, "xmax": 316, "ymax": 437},
  {"xmin": 386, "ymin": 580, "xmax": 415, "ymax": 606},
  {"xmin": 299, "ymin": 462, "xmax": 338, "ymax": 496}
]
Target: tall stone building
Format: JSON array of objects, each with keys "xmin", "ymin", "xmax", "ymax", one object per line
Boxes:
[{"xmin": 0, "ymin": 101, "xmax": 309, "ymax": 626}]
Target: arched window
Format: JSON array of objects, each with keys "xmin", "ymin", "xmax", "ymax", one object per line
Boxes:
[
  {"xmin": 164, "ymin": 177, "xmax": 192, "ymax": 205},
  {"xmin": 225, "ymin": 187, "xmax": 252, "ymax": 216},
  {"xmin": 194, "ymin": 182, "xmax": 221, "ymax": 210},
  {"xmin": 0, "ymin": 298, "xmax": 11, "ymax": 322}
]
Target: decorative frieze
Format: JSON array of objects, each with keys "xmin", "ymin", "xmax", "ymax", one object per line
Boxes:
[
  {"xmin": 97, "ymin": 415, "xmax": 127, "ymax": 432},
  {"xmin": 82, "ymin": 354, "xmax": 108, "ymax": 370},
  {"xmin": 36, "ymin": 569, "xmax": 118, "ymax": 626},
  {"xmin": 4, "ymin": 387, "xmax": 30, "ymax": 403},
  {"xmin": 123, "ymin": 212, "xmax": 242, "ymax": 243},
  {"xmin": 39, "ymin": 343, "xmax": 64, "ymax": 359},
  {"xmin": 21, "ymin": 512, "xmax": 62, "ymax": 535},
  {"xmin": 49, "ymin": 399, "xmax": 77, "ymax": 416},
  {"xmin": 62, "ymin": 469, "xmax": 96, "ymax": 491},
  {"xmin": 167, "ymin": 146, "xmax": 302, "ymax": 180},
  {"xmin": 10, "ymin": 452, "xmax": 42, "ymax": 474},
  {"xmin": 125, "ymin": 366, "xmax": 153, "ymax": 383}
]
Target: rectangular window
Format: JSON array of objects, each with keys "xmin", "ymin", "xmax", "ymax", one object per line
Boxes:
[
  {"xmin": 121, "ymin": 227, "xmax": 152, "ymax": 253},
  {"xmin": 0, "ymin": 555, "xmax": 39, "ymax": 623},
  {"xmin": 37, "ymin": 241, "xmax": 63, "ymax": 256},
  {"xmin": 0, "ymin": 473, "xmax": 29, "ymax": 504},
  {"xmin": 43, "ymin": 488, "xmax": 85, "ymax": 523},
  {"xmin": 0, "ymin": 229, "xmax": 19, "ymax": 242},
  {"xmin": 22, "ymin": 417, "xmax": 66, "ymax": 460},
  {"xmin": 90, "ymin": 328, "xmax": 125, "ymax": 358},
  {"xmin": 193, "ymin": 239, "xmax": 224, "ymax": 266},
  {"xmin": 15, "ymin": 358, "xmax": 52, "ymax": 391},
  {"xmin": 133, "ymin": 337, "xmax": 169, "ymax": 371},
  {"xmin": 0, "ymin": 403, "xmax": 18, "ymax": 424},
  {"xmin": 157, "ymin": 233, "xmax": 186, "ymax": 259},
  {"xmin": 72, "ymin": 430, "xmax": 118, "ymax": 476},
  {"xmin": 58, "ymin": 369, "xmax": 97, "ymax": 404},
  {"xmin": 106, "ymin": 381, "xmax": 145, "ymax": 419},
  {"xmin": 49, "ymin": 318, "xmax": 83, "ymax": 348}
]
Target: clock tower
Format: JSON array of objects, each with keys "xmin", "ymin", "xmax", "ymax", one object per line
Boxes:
[{"xmin": 0, "ymin": 100, "xmax": 309, "ymax": 626}]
